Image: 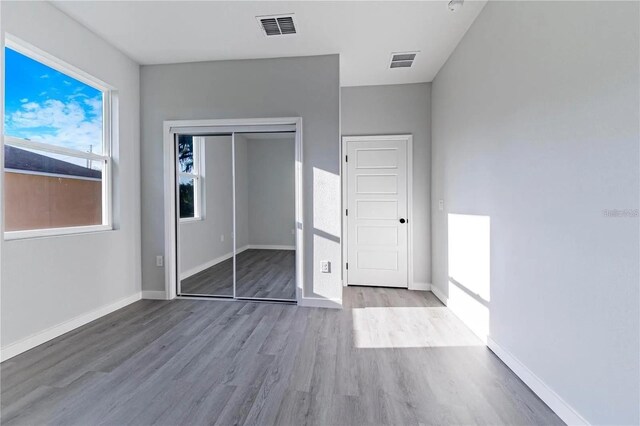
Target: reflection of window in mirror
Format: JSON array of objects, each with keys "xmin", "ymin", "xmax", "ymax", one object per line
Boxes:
[{"xmin": 178, "ymin": 136, "xmax": 204, "ymax": 221}]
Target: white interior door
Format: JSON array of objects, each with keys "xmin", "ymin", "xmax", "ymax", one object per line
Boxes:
[{"xmin": 346, "ymin": 136, "xmax": 408, "ymax": 288}]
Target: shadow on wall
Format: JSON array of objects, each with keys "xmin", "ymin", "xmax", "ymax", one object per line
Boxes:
[{"xmin": 447, "ymin": 213, "xmax": 491, "ymax": 343}]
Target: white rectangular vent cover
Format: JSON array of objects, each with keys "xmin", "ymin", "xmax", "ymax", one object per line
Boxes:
[
  {"xmin": 257, "ymin": 14, "xmax": 297, "ymax": 36},
  {"xmin": 390, "ymin": 51, "xmax": 418, "ymax": 69}
]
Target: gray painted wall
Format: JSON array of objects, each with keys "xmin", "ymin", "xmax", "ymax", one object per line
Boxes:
[
  {"xmin": 247, "ymin": 137, "xmax": 296, "ymax": 248},
  {"xmin": 141, "ymin": 55, "xmax": 341, "ymax": 301},
  {"xmin": 234, "ymin": 135, "xmax": 249, "ymax": 251},
  {"xmin": 341, "ymin": 83, "xmax": 432, "ymax": 286},
  {"xmin": 431, "ymin": 1, "xmax": 639, "ymax": 424},
  {"xmin": 1, "ymin": 1, "xmax": 141, "ymax": 347}
]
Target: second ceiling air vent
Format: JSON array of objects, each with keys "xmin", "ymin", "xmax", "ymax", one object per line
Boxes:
[
  {"xmin": 390, "ymin": 51, "xmax": 418, "ymax": 69},
  {"xmin": 257, "ymin": 14, "xmax": 297, "ymax": 36}
]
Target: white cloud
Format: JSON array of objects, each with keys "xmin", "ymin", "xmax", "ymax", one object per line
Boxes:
[
  {"xmin": 20, "ymin": 98, "xmax": 28, "ymax": 103},
  {"xmin": 40, "ymin": 74, "xmax": 49, "ymax": 79},
  {"xmin": 67, "ymin": 93, "xmax": 88, "ymax": 101},
  {"xmin": 84, "ymin": 97, "xmax": 102, "ymax": 116},
  {"xmin": 8, "ymin": 98, "xmax": 102, "ymax": 153}
]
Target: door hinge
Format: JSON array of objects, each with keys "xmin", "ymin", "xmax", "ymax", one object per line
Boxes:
[
  {"xmin": 345, "ymin": 209, "xmax": 348, "ymax": 216},
  {"xmin": 346, "ymin": 262, "xmax": 348, "ymax": 270},
  {"xmin": 345, "ymin": 155, "xmax": 348, "ymax": 162}
]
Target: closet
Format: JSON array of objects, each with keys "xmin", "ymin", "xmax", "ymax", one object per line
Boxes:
[{"xmin": 175, "ymin": 128, "xmax": 297, "ymax": 303}]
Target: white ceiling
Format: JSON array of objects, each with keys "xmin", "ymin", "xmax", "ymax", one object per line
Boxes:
[{"xmin": 51, "ymin": 1, "xmax": 487, "ymax": 87}]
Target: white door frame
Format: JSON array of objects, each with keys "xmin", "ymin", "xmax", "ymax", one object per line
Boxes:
[
  {"xmin": 341, "ymin": 134, "xmax": 414, "ymax": 289},
  {"xmin": 163, "ymin": 117, "xmax": 304, "ymax": 303}
]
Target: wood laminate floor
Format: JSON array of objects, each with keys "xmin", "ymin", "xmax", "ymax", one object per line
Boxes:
[
  {"xmin": 181, "ymin": 249, "xmax": 295, "ymax": 300},
  {"xmin": 0, "ymin": 287, "xmax": 563, "ymax": 426}
]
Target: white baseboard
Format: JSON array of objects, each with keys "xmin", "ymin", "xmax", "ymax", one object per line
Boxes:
[
  {"xmin": 0, "ymin": 292, "xmax": 142, "ymax": 362},
  {"xmin": 142, "ymin": 290, "xmax": 168, "ymax": 300},
  {"xmin": 409, "ymin": 282, "xmax": 431, "ymax": 291},
  {"xmin": 299, "ymin": 296, "xmax": 342, "ymax": 309},
  {"xmin": 418, "ymin": 284, "xmax": 588, "ymax": 425},
  {"xmin": 487, "ymin": 337, "xmax": 589, "ymax": 426},
  {"xmin": 430, "ymin": 284, "xmax": 448, "ymax": 306},
  {"xmin": 247, "ymin": 244, "xmax": 295, "ymax": 251}
]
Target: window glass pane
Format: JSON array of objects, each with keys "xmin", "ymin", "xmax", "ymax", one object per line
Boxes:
[
  {"xmin": 179, "ymin": 176, "xmax": 195, "ymax": 218},
  {"xmin": 4, "ymin": 47, "xmax": 104, "ymax": 155},
  {"xmin": 178, "ymin": 135, "xmax": 194, "ymax": 173},
  {"xmin": 4, "ymin": 145, "xmax": 103, "ymax": 231}
]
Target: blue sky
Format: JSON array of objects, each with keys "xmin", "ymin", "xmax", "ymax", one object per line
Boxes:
[{"xmin": 4, "ymin": 46, "xmax": 103, "ymax": 154}]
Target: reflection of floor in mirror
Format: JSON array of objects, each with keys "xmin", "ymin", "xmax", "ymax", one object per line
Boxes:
[{"xmin": 180, "ymin": 249, "xmax": 295, "ymax": 300}]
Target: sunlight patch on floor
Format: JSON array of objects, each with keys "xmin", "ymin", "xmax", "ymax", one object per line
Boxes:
[{"xmin": 352, "ymin": 306, "xmax": 484, "ymax": 348}]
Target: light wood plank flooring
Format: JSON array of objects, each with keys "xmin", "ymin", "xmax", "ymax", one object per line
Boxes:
[
  {"xmin": 181, "ymin": 249, "xmax": 295, "ymax": 300},
  {"xmin": 0, "ymin": 287, "xmax": 562, "ymax": 425}
]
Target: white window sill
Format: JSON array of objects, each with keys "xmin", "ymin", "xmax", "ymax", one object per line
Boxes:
[
  {"xmin": 4, "ymin": 224, "xmax": 113, "ymax": 241},
  {"xmin": 179, "ymin": 217, "xmax": 203, "ymax": 224}
]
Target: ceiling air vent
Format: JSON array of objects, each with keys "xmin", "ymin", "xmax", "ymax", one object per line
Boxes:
[
  {"xmin": 390, "ymin": 51, "xmax": 418, "ymax": 69},
  {"xmin": 257, "ymin": 14, "xmax": 297, "ymax": 36}
]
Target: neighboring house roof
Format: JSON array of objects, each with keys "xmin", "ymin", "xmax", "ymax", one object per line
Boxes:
[{"xmin": 4, "ymin": 145, "xmax": 102, "ymax": 179}]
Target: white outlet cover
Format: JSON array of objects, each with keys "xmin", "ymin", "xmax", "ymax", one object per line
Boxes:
[{"xmin": 439, "ymin": 199, "xmax": 444, "ymax": 211}]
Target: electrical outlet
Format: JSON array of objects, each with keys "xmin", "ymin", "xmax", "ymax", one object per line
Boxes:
[
  {"xmin": 438, "ymin": 199, "xmax": 444, "ymax": 211},
  {"xmin": 220, "ymin": 234, "xmax": 225, "ymax": 242},
  {"xmin": 156, "ymin": 256, "xmax": 164, "ymax": 267},
  {"xmin": 321, "ymin": 261, "xmax": 331, "ymax": 273}
]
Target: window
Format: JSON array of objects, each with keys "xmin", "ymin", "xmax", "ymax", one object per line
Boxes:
[
  {"xmin": 3, "ymin": 40, "xmax": 112, "ymax": 239},
  {"xmin": 177, "ymin": 135, "xmax": 203, "ymax": 220}
]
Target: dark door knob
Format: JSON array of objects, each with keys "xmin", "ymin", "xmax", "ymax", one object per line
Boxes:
[{"xmin": 399, "ymin": 218, "xmax": 406, "ymax": 224}]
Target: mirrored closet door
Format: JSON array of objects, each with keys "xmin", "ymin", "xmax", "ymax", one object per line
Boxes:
[
  {"xmin": 176, "ymin": 131, "xmax": 297, "ymax": 303},
  {"xmin": 234, "ymin": 133, "xmax": 296, "ymax": 301}
]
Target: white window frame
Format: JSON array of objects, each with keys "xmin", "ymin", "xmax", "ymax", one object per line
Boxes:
[
  {"xmin": 3, "ymin": 35, "xmax": 114, "ymax": 241},
  {"xmin": 177, "ymin": 136, "xmax": 204, "ymax": 222}
]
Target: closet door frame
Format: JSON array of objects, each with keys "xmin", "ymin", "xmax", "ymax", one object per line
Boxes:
[{"xmin": 162, "ymin": 117, "xmax": 303, "ymax": 304}]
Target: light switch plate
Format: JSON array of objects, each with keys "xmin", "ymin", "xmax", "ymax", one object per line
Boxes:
[
  {"xmin": 321, "ymin": 261, "xmax": 331, "ymax": 273},
  {"xmin": 438, "ymin": 199, "xmax": 444, "ymax": 211},
  {"xmin": 156, "ymin": 256, "xmax": 164, "ymax": 267}
]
